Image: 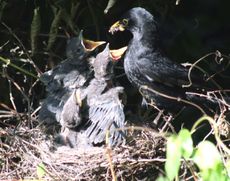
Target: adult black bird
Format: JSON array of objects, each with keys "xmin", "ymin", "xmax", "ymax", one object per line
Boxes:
[
  {"xmin": 39, "ymin": 31, "xmax": 105, "ymax": 125},
  {"xmin": 109, "ymin": 7, "xmax": 222, "ymax": 113}
]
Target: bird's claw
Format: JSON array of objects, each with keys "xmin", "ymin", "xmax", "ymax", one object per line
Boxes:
[{"xmin": 75, "ymin": 89, "xmax": 82, "ymax": 107}]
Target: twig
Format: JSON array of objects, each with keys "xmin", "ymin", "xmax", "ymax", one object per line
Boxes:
[
  {"xmin": 0, "ymin": 56, "xmax": 38, "ymax": 78},
  {"xmin": 183, "ymin": 52, "xmax": 215, "ymax": 88},
  {"xmin": 1, "ymin": 22, "xmax": 42, "ymax": 76},
  {"xmin": 191, "ymin": 115, "xmax": 230, "ymax": 155},
  {"xmin": 183, "ymin": 51, "xmax": 230, "ymax": 88},
  {"xmin": 8, "ymin": 83, "xmax": 17, "ymax": 113},
  {"xmin": 4, "ymin": 71, "xmax": 31, "ymax": 116},
  {"xmin": 139, "ymin": 85, "xmax": 206, "ymax": 115},
  {"xmin": 106, "ymin": 131, "xmax": 117, "ymax": 181},
  {"xmin": 0, "ymin": 102, "xmax": 18, "ymax": 113},
  {"xmin": 183, "ymin": 159, "xmax": 199, "ymax": 181},
  {"xmin": 186, "ymin": 91, "xmax": 230, "ymax": 108}
]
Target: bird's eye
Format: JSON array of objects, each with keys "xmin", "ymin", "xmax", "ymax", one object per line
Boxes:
[
  {"xmin": 74, "ymin": 46, "xmax": 82, "ymax": 54},
  {"xmin": 122, "ymin": 19, "xmax": 129, "ymax": 26},
  {"xmin": 76, "ymin": 48, "xmax": 81, "ymax": 52}
]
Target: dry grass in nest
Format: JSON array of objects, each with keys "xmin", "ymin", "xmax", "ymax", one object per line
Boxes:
[{"xmin": 0, "ymin": 116, "xmax": 166, "ymax": 180}]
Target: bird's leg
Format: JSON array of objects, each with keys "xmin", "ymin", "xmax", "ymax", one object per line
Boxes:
[
  {"xmin": 160, "ymin": 114, "xmax": 175, "ymax": 133},
  {"xmin": 141, "ymin": 99, "xmax": 164, "ymax": 128},
  {"xmin": 57, "ymin": 126, "xmax": 69, "ymax": 146},
  {"xmin": 153, "ymin": 110, "xmax": 164, "ymax": 127},
  {"xmin": 75, "ymin": 89, "xmax": 82, "ymax": 107},
  {"xmin": 59, "ymin": 126, "xmax": 77, "ymax": 148}
]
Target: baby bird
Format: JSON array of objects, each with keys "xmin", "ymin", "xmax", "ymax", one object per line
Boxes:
[
  {"xmin": 59, "ymin": 44, "xmax": 126, "ymax": 147},
  {"xmin": 39, "ymin": 31, "xmax": 105, "ymax": 125}
]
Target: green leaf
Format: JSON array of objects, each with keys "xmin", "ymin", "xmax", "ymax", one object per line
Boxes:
[
  {"xmin": 37, "ymin": 162, "xmax": 46, "ymax": 178},
  {"xmin": 226, "ymin": 159, "xmax": 230, "ymax": 178},
  {"xmin": 165, "ymin": 136, "xmax": 181, "ymax": 181},
  {"xmin": 193, "ymin": 141, "xmax": 229, "ymax": 181},
  {"xmin": 178, "ymin": 129, "xmax": 193, "ymax": 159},
  {"xmin": 30, "ymin": 7, "xmax": 41, "ymax": 55},
  {"xmin": 156, "ymin": 176, "xmax": 168, "ymax": 181},
  {"xmin": 0, "ymin": 56, "xmax": 37, "ymax": 78},
  {"xmin": 47, "ymin": 7, "xmax": 63, "ymax": 50},
  {"xmin": 193, "ymin": 141, "xmax": 222, "ymax": 170},
  {"xmin": 0, "ymin": 0, "xmax": 7, "ymax": 20},
  {"xmin": 104, "ymin": 0, "xmax": 117, "ymax": 14}
]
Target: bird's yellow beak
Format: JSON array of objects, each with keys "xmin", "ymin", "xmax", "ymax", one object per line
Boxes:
[
  {"xmin": 79, "ymin": 30, "xmax": 106, "ymax": 51},
  {"xmin": 109, "ymin": 21, "xmax": 126, "ymax": 34},
  {"xmin": 81, "ymin": 39, "xmax": 106, "ymax": 52},
  {"xmin": 109, "ymin": 19, "xmax": 129, "ymax": 60},
  {"xmin": 110, "ymin": 46, "xmax": 127, "ymax": 61}
]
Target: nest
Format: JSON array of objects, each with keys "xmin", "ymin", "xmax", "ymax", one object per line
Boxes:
[{"xmin": 0, "ymin": 116, "xmax": 166, "ymax": 180}]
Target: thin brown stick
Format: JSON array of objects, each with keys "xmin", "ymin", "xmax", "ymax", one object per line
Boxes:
[
  {"xmin": 139, "ymin": 85, "xmax": 206, "ymax": 115},
  {"xmin": 1, "ymin": 22, "xmax": 42, "ymax": 76},
  {"xmin": 106, "ymin": 131, "xmax": 117, "ymax": 181},
  {"xmin": 182, "ymin": 52, "xmax": 216, "ymax": 88}
]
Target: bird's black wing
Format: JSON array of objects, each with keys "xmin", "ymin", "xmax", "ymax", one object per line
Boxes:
[
  {"xmin": 137, "ymin": 54, "xmax": 208, "ymax": 90},
  {"xmin": 40, "ymin": 59, "xmax": 90, "ymax": 92},
  {"xmin": 85, "ymin": 93, "xmax": 126, "ymax": 146},
  {"xmin": 38, "ymin": 88, "xmax": 69, "ymax": 124},
  {"xmin": 60, "ymin": 90, "xmax": 82, "ymax": 128}
]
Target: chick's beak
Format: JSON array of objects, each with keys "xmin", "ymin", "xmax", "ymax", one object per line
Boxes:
[
  {"xmin": 82, "ymin": 39, "xmax": 106, "ymax": 52},
  {"xmin": 110, "ymin": 46, "xmax": 127, "ymax": 61},
  {"xmin": 109, "ymin": 21, "xmax": 126, "ymax": 34}
]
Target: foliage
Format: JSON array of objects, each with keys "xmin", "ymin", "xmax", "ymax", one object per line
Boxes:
[
  {"xmin": 37, "ymin": 162, "xmax": 46, "ymax": 179},
  {"xmin": 157, "ymin": 118, "xmax": 230, "ymax": 181},
  {"xmin": 164, "ymin": 129, "xmax": 193, "ymax": 180},
  {"xmin": 31, "ymin": 7, "xmax": 41, "ymax": 55}
]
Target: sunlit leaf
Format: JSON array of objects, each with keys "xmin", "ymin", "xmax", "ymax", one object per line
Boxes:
[
  {"xmin": 193, "ymin": 141, "xmax": 229, "ymax": 181},
  {"xmin": 165, "ymin": 136, "xmax": 181, "ymax": 181},
  {"xmin": 37, "ymin": 162, "xmax": 46, "ymax": 178},
  {"xmin": 226, "ymin": 159, "xmax": 230, "ymax": 178},
  {"xmin": 193, "ymin": 141, "xmax": 222, "ymax": 170},
  {"xmin": 156, "ymin": 176, "xmax": 168, "ymax": 181},
  {"xmin": 178, "ymin": 129, "xmax": 193, "ymax": 159}
]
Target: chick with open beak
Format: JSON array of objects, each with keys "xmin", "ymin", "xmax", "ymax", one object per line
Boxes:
[
  {"xmin": 84, "ymin": 44, "xmax": 127, "ymax": 146},
  {"xmin": 39, "ymin": 30, "xmax": 106, "ymax": 125},
  {"xmin": 58, "ymin": 44, "xmax": 127, "ymax": 147}
]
